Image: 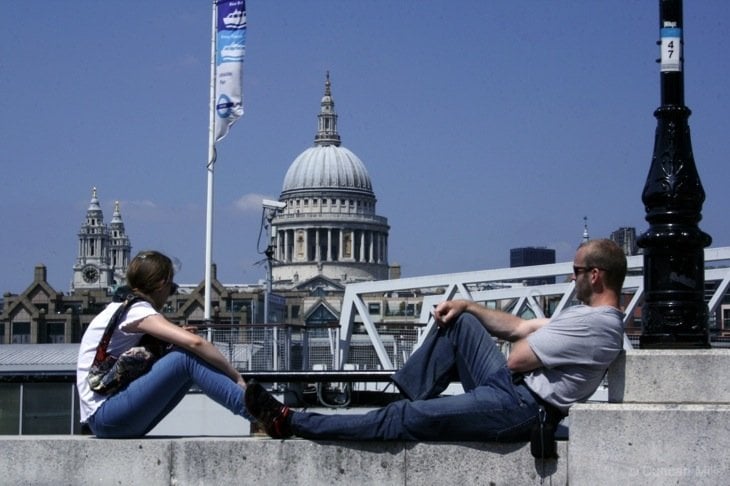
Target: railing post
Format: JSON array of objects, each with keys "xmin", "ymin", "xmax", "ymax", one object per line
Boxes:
[{"xmin": 637, "ymin": 0, "xmax": 712, "ymax": 348}]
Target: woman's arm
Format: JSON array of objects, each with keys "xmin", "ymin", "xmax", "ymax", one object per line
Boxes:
[{"xmin": 129, "ymin": 314, "xmax": 245, "ymax": 386}]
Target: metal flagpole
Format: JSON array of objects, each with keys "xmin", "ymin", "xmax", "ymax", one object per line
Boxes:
[
  {"xmin": 204, "ymin": 0, "xmax": 217, "ymax": 334},
  {"xmin": 204, "ymin": 0, "xmax": 245, "ymax": 335}
]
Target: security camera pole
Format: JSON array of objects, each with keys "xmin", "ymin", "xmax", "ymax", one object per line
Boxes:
[
  {"xmin": 637, "ymin": 0, "xmax": 712, "ymax": 348},
  {"xmin": 261, "ymin": 199, "xmax": 286, "ymax": 372},
  {"xmin": 261, "ymin": 199, "xmax": 286, "ymax": 325}
]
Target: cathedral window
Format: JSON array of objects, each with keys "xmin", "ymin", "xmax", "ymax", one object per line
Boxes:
[{"xmin": 343, "ymin": 233, "xmax": 352, "ymax": 258}]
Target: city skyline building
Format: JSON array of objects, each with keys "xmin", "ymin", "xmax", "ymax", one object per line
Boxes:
[
  {"xmin": 0, "ymin": 75, "xmax": 659, "ymax": 348},
  {"xmin": 610, "ymin": 226, "xmax": 640, "ymax": 256},
  {"xmin": 0, "ymin": 73, "xmax": 400, "ymax": 345},
  {"xmin": 510, "ymin": 247, "xmax": 556, "ymax": 285}
]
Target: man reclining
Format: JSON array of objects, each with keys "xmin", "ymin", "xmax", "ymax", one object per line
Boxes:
[{"xmin": 246, "ymin": 239, "xmax": 627, "ymax": 442}]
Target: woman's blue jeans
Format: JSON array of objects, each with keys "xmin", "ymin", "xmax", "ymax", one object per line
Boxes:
[
  {"xmin": 291, "ymin": 313, "xmax": 540, "ymax": 441},
  {"xmin": 87, "ymin": 349, "xmax": 251, "ymax": 438}
]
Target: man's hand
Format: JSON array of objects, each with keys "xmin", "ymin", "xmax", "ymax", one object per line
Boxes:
[
  {"xmin": 433, "ymin": 299, "xmax": 550, "ymax": 343},
  {"xmin": 432, "ymin": 300, "xmax": 469, "ymax": 327}
]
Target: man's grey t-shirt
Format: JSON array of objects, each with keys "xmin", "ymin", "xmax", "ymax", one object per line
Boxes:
[{"xmin": 523, "ymin": 305, "xmax": 624, "ymax": 414}]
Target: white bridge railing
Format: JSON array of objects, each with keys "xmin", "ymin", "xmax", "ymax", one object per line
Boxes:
[{"xmin": 336, "ymin": 247, "xmax": 730, "ymax": 370}]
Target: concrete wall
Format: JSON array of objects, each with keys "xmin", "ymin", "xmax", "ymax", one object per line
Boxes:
[
  {"xmin": 5, "ymin": 350, "xmax": 729, "ymax": 485},
  {"xmin": 0, "ymin": 436, "xmax": 567, "ymax": 486},
  {"xmin": 568, "ymin": 349, "xmax": 730, "ymax": 486}
]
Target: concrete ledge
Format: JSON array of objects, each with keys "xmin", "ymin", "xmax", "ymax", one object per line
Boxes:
[
  {"xmin": 608, "ymin": 349, "xmax": 730, "ymax": 403},
  {"xmin": 0, "ymin": 436, "xmax": 567, "ymax": 485},
  {"xmin": 569, "ymin": 403, "xmax": 730, "ymax": 485}
]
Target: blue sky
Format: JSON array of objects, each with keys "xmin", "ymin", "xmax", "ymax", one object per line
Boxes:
[{"xmin": 1, "ymin": 1, "xmax": 729, "ymax": 293}]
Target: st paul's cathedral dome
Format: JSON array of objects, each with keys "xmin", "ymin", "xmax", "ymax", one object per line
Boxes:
[{"xmin": 271, "ymin": 74, "xmax": 390, "ymax": 285}]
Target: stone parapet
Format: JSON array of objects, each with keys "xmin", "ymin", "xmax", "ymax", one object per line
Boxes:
[
  {"xmin": 570, "ymin": 349, "xmax": 730, "ymax": 485},
  {"xmin": 9, "ymin": 351, "xmax": 729, "ymax": 484},
  {"xmin": 0, "ymin": 436, "xmax": 567, "ymax": 486},
  {"xmin": 607, "ymin": 349, "xmax": 730, "ymax": 403},
  {"xmin": 569, "ymin": 403, "xmax": 730, "ymax": 485}
]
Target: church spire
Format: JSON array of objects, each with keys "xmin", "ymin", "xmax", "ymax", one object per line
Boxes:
[
  {"xmin": 87, "ymin": 186, "xmax": 102, "ymax": 217},
  {"xmin": 111, "ymin": 200, "xmax": 123, "ymax": 224},
  {"xmin": 314, "ymin": 71, "xmax": 341, "ymax": 147},
  {"xmin": 109, "ymin": 200, "xmax": 131, "ymax": 287}
]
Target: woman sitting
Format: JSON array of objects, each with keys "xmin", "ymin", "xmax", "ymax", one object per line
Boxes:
[{"xmin": 76, "ymin": 250, "xmax": 251, "ymax": 437}]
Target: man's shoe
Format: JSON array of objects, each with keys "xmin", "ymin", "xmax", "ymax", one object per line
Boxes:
[{"xmin": 245, "ymin": 381, "xmax": 293, "ymax": 439}]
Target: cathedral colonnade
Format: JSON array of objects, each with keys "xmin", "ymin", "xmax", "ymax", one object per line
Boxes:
[{"xmin": 274, "ymin": 226, "xmax": 388, "ymax": 264}]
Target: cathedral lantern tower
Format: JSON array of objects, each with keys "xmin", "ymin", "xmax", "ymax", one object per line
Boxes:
[{"xmin": 271, "ymin": 73, "xmax": 390, "ymax": 285}]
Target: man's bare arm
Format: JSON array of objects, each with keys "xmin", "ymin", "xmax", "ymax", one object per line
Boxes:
[
  {"xmin": 506, "ymin": 339, "xmax": 543, "ymax": 373},
  {"xmin": 433, "ymin": 299, "xmax": 548, "ymax": 342}
]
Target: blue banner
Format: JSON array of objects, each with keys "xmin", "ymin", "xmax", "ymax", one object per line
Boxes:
[{"xmin": 215, "ymin": 0, "xmax": 246, "ymax": 142}]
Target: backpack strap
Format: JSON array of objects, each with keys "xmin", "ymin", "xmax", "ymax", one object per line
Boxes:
[{"xmin": 90, "ymin": 295, "xmax": 143, "ymax": 366}]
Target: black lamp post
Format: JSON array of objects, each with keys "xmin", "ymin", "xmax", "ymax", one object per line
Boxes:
[{"xmin": 637, "ymin": 0, "xmax": 712, "ymax": 348}]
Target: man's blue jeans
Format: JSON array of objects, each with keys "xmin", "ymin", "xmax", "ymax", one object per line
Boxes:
[
  {"xmin": 291, "ymin": 313, "xmax": 540, "ymax": 441},
  {"xmin": 88, "ymin": 349, "xmax": 251, "ymax": 438}
]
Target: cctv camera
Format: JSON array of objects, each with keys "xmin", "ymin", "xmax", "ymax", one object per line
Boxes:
[{"xmin": 262, "ymin": 199, "xmax": 286, "ymax": 210}]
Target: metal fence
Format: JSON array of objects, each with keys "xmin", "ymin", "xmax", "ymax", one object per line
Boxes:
[
  {"xmin": 199, "ymin": 247, "xmax": 730, "ymax": 374},
  {"xmin": 338, "ymin": 247, "xmax": 730, "ymax": 369},
  {"xmin": 202, "ymin": 323, "xmax": 421, "ymax": 372}
]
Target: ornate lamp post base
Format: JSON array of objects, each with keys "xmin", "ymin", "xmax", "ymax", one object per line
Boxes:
[{"xmin": 637, "ymin": 0, "xmax": 711, "ymax": 349}]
